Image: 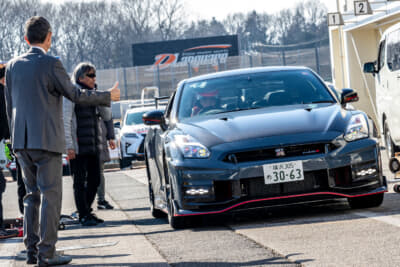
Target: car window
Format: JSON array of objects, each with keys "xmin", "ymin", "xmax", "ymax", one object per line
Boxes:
[
  {"xmin": 164, "ymin": 92, "xmax": 175, "ymax": 119},
  {"xmin": 125, "ymin": 111, "xmax": 147, "ymax": 125},
  {"xmin": 177, "ymin": 70, "xmax": 335, "ymax": 120},
  {"xmin": 387, "ymin": 29, "xmax": 400, "ymax": 71}
]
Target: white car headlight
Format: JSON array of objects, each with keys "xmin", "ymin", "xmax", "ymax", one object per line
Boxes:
[
  {"xmin": 344, "ymin": 114, "xmax": 369, "ymax": 142},
  {"xmin": 171, "ymin": 134, "xmax": 210, "ymax": 158}
]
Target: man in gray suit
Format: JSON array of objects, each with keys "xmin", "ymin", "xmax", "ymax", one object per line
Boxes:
[{"xmin": 4, "ymin": 16, "xmax": 120, "ymax": 266}]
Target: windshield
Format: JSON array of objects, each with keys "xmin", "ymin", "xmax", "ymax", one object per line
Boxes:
[
  {"xmin": 177, "ymin": 69, "xmax": 335, "ymax": 120},
  {"xmin": 125, "ymin": 111, "xmax": 147, "ymax": 126}
]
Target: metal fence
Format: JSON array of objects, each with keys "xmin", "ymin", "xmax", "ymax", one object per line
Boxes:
[{"xmin": 96, "ymin": 44, "xmax": 332, "ymax": 102}]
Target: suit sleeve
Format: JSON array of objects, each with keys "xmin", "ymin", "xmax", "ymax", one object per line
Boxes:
[
  {"xmin": 4, "ymin": 68, "xmax": 12, "ymax": 139},
  {"xmin": 51, "ymin": 59, "xmax": 111, "ymax": 106},
  {"xmin": 63, "ymin": 97, "xmax": 75, "ymax": 151}
]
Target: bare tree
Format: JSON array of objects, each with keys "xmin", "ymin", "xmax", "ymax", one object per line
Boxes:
[{"xmin": 153, "ymin": 0, "xmax": 186, "ymax": 40}]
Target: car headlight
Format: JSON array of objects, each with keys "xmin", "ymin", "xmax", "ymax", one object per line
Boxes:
[
  {"xmin": 171, "ymin": 134, "xmax": 210, "ymax": 158},
  {"xmin": 344, "ymin": 114, "xmax": 369, "ymax": 142}
]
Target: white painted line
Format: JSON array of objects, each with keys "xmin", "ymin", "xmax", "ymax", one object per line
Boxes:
[
  {"xmin": 353, "ymin": 211, "xmax": 400, "ymax": 227},
  {"xmin": 0, "ymin": 237, "xmax": 21, "ymax": 266},
  {"xmin": 118, "ymin": 170, "xmax": 148, "ymax": 185}
]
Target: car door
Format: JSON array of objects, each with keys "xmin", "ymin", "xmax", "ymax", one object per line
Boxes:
[
  {"xmin": 154, "ymin": 93, "xmax": 175, "ymax": 201},
  {"xmin": 384, "ymin": 29, "xmax": 400, "ymax": 142},
  {"xmin": 376, "ymin": 39, "xmax": 389, "ymax": 133}
]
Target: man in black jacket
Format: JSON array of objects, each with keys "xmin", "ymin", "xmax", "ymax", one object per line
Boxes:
[{"xmin": 64, "ymin": 62, "xmax": 111, "ymax": 226}]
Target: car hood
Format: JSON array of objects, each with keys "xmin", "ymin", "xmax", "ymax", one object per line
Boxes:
[
  {"xmin": 177, "ymin": 104, "xmax": 352, "ymax": 147},
  {"xmin": 121, "ymin": 124, "xmax": 148, "ymax": 135}
]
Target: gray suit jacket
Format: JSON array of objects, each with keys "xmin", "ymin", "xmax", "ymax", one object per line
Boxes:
[{"xmin": 4, "ymin": 47, "xmax": 111, "ymax": 154}]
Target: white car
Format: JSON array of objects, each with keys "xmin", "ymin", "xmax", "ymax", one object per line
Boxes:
[
  {"xmin": 364, "ymin": 22, "xmax": 400, "ymax": 158},
  {"xmin": 119, "ymin": 105, "xmax": 165, "ymax": 168}
]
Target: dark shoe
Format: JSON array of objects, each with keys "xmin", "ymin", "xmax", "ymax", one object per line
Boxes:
[
  {"xmin": 90, "ymin": 213, "xmax": 104, "ymax": 223},
  {"xmin": 97, "ymin": 200, "xmax": 114, "ymax": 210},
  {"xmin": 38, "ymin": 254, "xmax": 72, "ymax": 266},
  {"xmin": 26, "ymin": 251, "xmax": 37, "ymax": 264},
  {"xmin": 79, "ymin": 215, "xmax": 98, "ymax": 226}
]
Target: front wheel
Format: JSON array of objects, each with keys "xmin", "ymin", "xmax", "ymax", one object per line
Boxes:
[
  {"xmin": 119, "ymin": 157, "xmax": 132, "ymax": 169},
  {"xmin": 167, "ymin": 193, "xmax": 185, "ymax": 229},
  {"xmin": 146, "ymin": 157, "xmax": 166, "ymax": 218},
  {"xmin": 348, "ymin": 193, "xmax": 384, "ymax": 209}
]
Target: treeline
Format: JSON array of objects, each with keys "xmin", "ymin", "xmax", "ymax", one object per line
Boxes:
[{"xmin": 0, "ymin": 0, "xmax": 328, "ymax": 71}]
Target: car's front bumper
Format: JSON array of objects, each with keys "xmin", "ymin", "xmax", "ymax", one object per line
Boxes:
[{"xmin": 166, "ymin": 136, "xmax": 386, "ymax": 216}]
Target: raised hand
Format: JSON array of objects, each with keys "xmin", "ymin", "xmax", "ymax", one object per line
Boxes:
[{"xmin": 108, "ymin": 81, "xmax": 120, "ymax": 101}]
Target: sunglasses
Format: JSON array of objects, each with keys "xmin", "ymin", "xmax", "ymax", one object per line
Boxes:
[{"xmin": 86, "ymin": 73, "xmax": 96, "ymax": 78}]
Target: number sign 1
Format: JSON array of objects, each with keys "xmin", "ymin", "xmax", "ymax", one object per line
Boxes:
[{"xmin": 328, "ymin": 13, "xmax": 344, "ymax": 26}]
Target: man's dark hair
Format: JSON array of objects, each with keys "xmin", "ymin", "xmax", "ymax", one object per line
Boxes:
[
  {"xmin": 24, "ymin": 16, "xmax": 51, "ymax": 44},
  {"xmin": 72, "ymin": 62, "xmax": 96, "ymax": 84}
]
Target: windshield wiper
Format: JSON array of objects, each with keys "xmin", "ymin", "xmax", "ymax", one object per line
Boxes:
[
  {"xmin": 304, "ymin": 100, "xmax": 335, "ymax": 104},
  {"xmin": 214, "ymin": 107, "xmax": 262, "ymax": 114}
]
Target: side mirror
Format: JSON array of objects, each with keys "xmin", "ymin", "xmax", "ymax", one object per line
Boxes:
[
  {"xmin": 113, "ymin": 122, "xmax": 121, "ymax": 129},
  {"xmin": 363, "ymin": 62, "xmax": 377, "ymax": 74},
  {"xmin": 341, "ymin": 88, "xmax": 359, "ymax": 105},
  {"xmin": 142, "ymin": 110, "xmax": 164, "ymax": 126}
]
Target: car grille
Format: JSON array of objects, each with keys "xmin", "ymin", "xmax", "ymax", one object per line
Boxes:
[{"xmin": 223, "ymin": 143, "xmax": 337, "ymax": 163}]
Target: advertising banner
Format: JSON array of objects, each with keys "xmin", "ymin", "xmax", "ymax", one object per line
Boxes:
[{"xmin": 132, "ymin": 35, "xmax": 239, "ymax": 70}]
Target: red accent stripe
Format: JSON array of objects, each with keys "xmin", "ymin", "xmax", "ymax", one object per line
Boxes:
[
  {"xmin": 144, "ymin": 119, "xmax": 160, "ymax": 123},
  {"xmin": 184, "ymin": 44, "xmax": 231, "ymax": 51},
  {"xmin": 174, "ymin": 191, "xmax": 387, "ymax": 217}
]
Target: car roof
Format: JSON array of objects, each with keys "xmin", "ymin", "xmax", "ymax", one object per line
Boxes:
[
  {"xmin": 182, "ymin": 66, "xmax": 312, "ymax": 84},
  {"xmin": 381, "ymin": 22, "xmax": 400, "ymax": 42}
]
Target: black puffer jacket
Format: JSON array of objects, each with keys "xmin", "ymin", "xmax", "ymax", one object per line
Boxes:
[
  {"xmin": 74, "ymin": 82, "xmax": 104, "ymax": 155},
  {"xmin": 0, "ymin": 83, "xmax": 10, "ymax": 140}
]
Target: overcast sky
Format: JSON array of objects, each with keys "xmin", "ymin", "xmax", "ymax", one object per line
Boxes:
[
  {"xmin": 183, "ymin": 0, "xmax": 338, "ymax": 21},
  {"xmin": 42, "ymin": 0, "xmax": 339, "ymax": 20}
]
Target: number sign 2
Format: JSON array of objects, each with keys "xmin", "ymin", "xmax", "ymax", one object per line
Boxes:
[{"xmin": 354, "ymin": 0, "xmax": 372, "ymax": 16}]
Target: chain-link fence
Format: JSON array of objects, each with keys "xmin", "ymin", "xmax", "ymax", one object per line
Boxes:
[{"xmin": 96, "ymin": 43, "xmax": 332, "ymax": 102}]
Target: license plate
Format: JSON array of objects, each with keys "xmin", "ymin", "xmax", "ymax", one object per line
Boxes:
[{"xmin": 263, "ymin": 160, "xmax": 304, "ymax": 184}]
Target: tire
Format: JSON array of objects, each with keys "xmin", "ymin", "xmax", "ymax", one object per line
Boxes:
[
  {"xmin": 394, "ymin": 184, "xmax": 400, "ymax": 193},
  {"xmin": 146, "ymin": 157, "xmax": 166, "ymax": 218},
  {"xmin": 119, "ymin": 157, "xmax": 132, "ymax": 169},
  {"xmin": 348, "ymin": 193, "xmax": 384, "ymax": 209},
  {"xmin": 167, "ymin": 192, "xmax": 185, "ymax": 229},
  {"xmin": 149, "ymin": 181, "xmax": 166, "ymax": 218},
  {"xmin": 384, "ymin": 122, "xmax": 399, "ymax": 158},
  {"xmin": 164, "ymin": 169, "xmax": 185, "ymax": 229}
]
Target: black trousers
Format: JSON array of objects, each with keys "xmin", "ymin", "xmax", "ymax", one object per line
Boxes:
[
  {"xmin": 70, "ymin": 154, "xmax": 101, "ymax": 219},
  {"xmin": 0, "ymin": 169, "xmax": 5, "ymax": 229}
]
